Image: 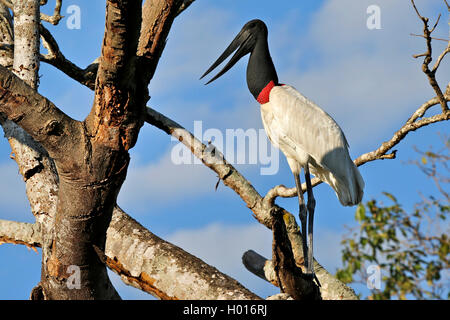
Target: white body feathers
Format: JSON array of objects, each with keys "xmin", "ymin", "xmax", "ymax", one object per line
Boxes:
[{"xmin": 260, "ymin": 85, "xmax": 364, "ymax": 206}]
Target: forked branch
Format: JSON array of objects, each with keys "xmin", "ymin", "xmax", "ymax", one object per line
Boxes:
[
  {"xmin": 1, "ymin": 0, "xmax": 64, "ymax": 25},
  {"xmin": 411, "ymin": 0, "xmax": 449, "ymax": 113},
  {"xmin": 40, "ymin": 0, "xmax": 63, "ymax": 25}
]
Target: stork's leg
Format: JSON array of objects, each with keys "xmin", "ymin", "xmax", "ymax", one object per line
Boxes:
[
  {"xmin": 304, "ymin": 163, "xmax": 320, "ymax": 286},
  {"xmin": 293, "ymin": 172, "xmax": 308, "ymax": 274}
]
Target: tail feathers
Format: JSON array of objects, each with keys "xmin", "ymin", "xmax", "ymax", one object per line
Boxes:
[
  {"xmin": 334, "ymin": 164, "xmax": 364, "ymax": 206},
  {"xmin": 309, "ymin": 157, "xmax": 365, "ymax": 207}
]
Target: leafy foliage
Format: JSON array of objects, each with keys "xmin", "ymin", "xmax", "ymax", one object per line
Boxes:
[{"xmin": 336, "ymin": 138, "xmax": 449, "ymax": 299}]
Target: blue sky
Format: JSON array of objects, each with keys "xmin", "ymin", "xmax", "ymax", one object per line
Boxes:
[{"xmin": 0, "ymin": 0, "xmax": 449, "ymax": 299}]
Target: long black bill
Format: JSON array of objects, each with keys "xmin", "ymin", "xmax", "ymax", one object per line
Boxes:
[{"xmin": 201, "ymin": 28, "xmax": 255, "ymax": 84}]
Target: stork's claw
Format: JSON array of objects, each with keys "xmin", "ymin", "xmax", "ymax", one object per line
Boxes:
[{"xmin": 302, "ymin": 272, "xmax": 321, "ymax": 287}]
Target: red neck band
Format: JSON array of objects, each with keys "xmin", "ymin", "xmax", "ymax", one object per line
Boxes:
[{"xmin": 257, "ymin": 80, "xmax": 275, "ymax": 104}]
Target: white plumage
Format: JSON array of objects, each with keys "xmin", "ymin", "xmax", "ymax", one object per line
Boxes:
[{"xmin": 260, "ymin": 85, "xmax": 364, "ymax": 206}]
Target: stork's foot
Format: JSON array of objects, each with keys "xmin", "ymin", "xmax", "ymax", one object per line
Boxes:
[{"xmin": 302, "ymin": 272, "xmax": 321, "ymax": 287}]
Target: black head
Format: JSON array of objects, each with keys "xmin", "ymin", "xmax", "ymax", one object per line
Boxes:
[{"xmin": 200, "ymin": 19, "xmax": 270, "ymax": 84}]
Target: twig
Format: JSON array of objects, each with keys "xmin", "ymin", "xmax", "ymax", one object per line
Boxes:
[
  {"xmin": 411, "ymin": 0, "xmax": 449, "ymax": 112},
  {"xmin": 40, "ymin": 0, "xmax": 63, "ymax": 25},
  {"xmin": 2, "ymin": 0, "xmax": 64, "ymax": 25},
  {"xmin": 176, "ymin": 0, "xmax": 195, "ymax": 17},
  {"xmin": 39, "ymin": 23, "xmax": 97, "ymax": 90},
  {"xmin": 410, "ymin": 33, "xmax": 449, "ymax": 42}
]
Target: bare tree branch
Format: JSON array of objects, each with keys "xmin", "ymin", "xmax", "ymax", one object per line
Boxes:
[
  {"xmin": 85, "ymin": 0, "xmax": 145, "ymax": 154},
  {"xmin": 12, "ymin": 0, "xmax": 40, "ymax": 89},
  {"xmin": 265, "ymin": 1, "xmax": 450, "ymax": 201},
  {"xmin": 38, "ymin": 0, "xmax": 192, "ymax": 91},
  {"xmin": 0, "ymin": 3, "xmax": 60, "ymax": 301},
  {"xmin": 2, "ymin": 0, "xmax": 446, "ymax": 300},
  {"xmin": 145, "ymin": 106, "xmax": 358, "ymax": 300},
  {"xmin": 40, "ymin": 0, "xmax": 63, "ymax": 25},
  {"xmin": 0, "ymin": 219, "xmax": 41, "ymax": 250},
  {"xmin": 105, "ymin": 207, "xmax": 261, "ymax": 300},
  {"xmin": 411, "ymin": 0, "xmax": 448, "ymax": 112},
  {"xmin": 96, "ymin": 0, "xmax": 142, "ymax": 86},
  {"xmin": 0, "ymin": 65, "xmax": 79, "ymax": 156},
  {"xmin": 271, "ymin": 208, "xmax": 320, "ymax": 299},
  {"xmin": 0, "ymin": 208, "xmax": 262, "ymax": 300},
  {"xmin": 39, "ymin": 23, "xmax": 97, "ymax": 90},
  {"xmin": 355, "ymin": 110, "xmax": 450, "ymax": 167},
  {"xmin": 242, "ymin": 250, "xmax": 358, "ymax": 300},
  {"xmin": 136, "ymin": 0, "xmax": 183, "ymax": 88},
  {"xmin": 176, "ymin": 0, "xmax": 195, "ymax": 16}
]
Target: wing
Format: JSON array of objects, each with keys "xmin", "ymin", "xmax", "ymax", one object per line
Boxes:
[
  {"xmin": 261, "ymin": 84, "xmax": 364, "ymax": 205},
  {"xmin": 264, "ymin": 85, "xmax": 349, "ymax": 169}
]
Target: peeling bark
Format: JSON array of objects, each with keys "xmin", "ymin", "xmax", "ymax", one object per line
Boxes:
[
  {"xmin": 145, "ymin": 106, "xmax": 359, "ymax": 300},
  {"xmin": 0, "ymin": 207, "xmax": 262, "ymax": 300},
  {"xmin": 271, "ymin": 209, "xmax": 320, "ymax": 300},
  {"xmin": 1, "ymin": 0, "xmax": 447, "ymax": 301},
  {"xmin": 105, "ymin": 207, "xmax": 260, "ymax": 300},
  {"xmin": 12, "ymin": 0, "xmax": 39, "ymax": 89},
  {"xmin": 0, "ymin": 1, "xmax": 60, "ymax": 300}
]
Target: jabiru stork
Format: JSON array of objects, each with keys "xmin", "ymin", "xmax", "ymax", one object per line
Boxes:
[{"xmin": 201, "ymin": 19, "xmax": 364, "ymax": 281}]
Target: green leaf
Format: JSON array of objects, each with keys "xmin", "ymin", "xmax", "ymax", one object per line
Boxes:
[
  {"xmin": 382, "ymin": 192, "xmax": 398, "ymax": 203},
  {"xmin": 355, "ymin": 204, "xmax": 366, "ymax": 222}
]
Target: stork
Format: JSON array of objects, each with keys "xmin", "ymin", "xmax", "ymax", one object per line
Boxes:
[{"xmin": 201, "ymin": 19, "xmax": 364, "ymax": 280}]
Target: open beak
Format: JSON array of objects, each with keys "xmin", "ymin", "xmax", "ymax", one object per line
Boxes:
[{"xmin": 200, "ymin": 27, "xmax": 255, "ymax": 84}]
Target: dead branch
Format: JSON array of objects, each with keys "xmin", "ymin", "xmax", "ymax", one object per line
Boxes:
[
  {"xmin": 145, "ymin": 106, "xmax": 358, "ymax": 300},
  {"xmin": 39, "ymin": 23, "xmax": 97, "ymax": 90},
  {"xmin": 39, "ymin": 0, "xmax": 189, "ymax": 92},
  {"xmin": 106, "ymin": 206, "xmax": 260, "ymax": 300},
  {"xmin": 5, "ymin": 0, "xmax": 446, "ymax": 300},
  {"xmin": 0, "ymin": 65, "xmax": 78, "ymax": 156},
  {"xmin": 40, "ymin": 0, "xmax": 63, "ymax": 25},
  {"xmin": 176, "ymin": 0, "xmax": 195, "ymax": 16},
  {"xmin": 410, "ymin": 33, "xmax": 449, "ymax": 42},
  {"xmin": 0, "ymin": 208, "xmax": 261, "ymax": 300},
  {"xmin": 0, "ymin": 219, "xmax": 41, "ymax": 250},
  {"xmin": 2, "ymin": 0, "xmax": 64, "ymax": 25},
  {"xmin": 271, "ymin": 208, "xmax": 320, "ymax": 300},
  {"xmin": 242, "ymin": 250, "xmax": 357, "ymax": 300},
  {"xmin": 264, "ymin": 1, "xmax": 450, "ymax": 202},
  {"xmin": 137, "ymin": 0, "xmax": 183, "ymax": 88},
  {"xmin": 411, "ymin": 0, "xmax": 449, "ymax": 112}
]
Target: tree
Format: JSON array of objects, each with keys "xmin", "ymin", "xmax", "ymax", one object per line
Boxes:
[
  {"xmin": 0, "ymin": 0, "xmax": 448, "ymax": 300},
  {"xmin": 337, "ymin": 138, "xmax": 449, "ymax": 299}
]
